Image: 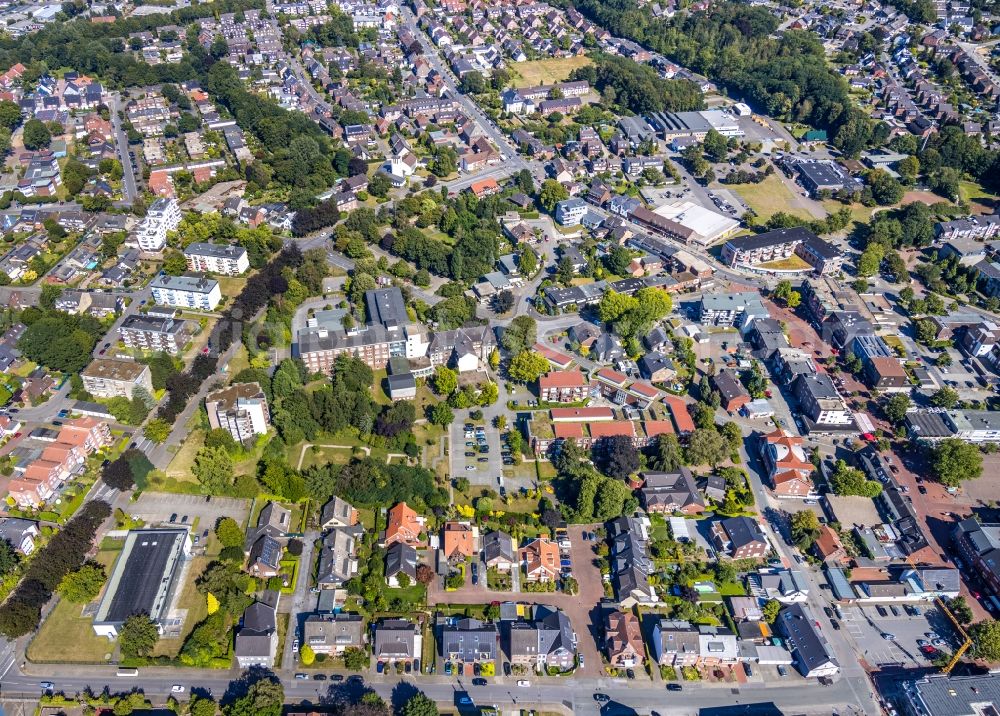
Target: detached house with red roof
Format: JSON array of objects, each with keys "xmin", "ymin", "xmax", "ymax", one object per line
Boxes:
[
  {"xmin": 520, "ymin": 537, "xmax": 560, "ymax": 583},
  {"xmin": 382, "ymin": 502, "xmax": 426, "ymax": 547},
  {"xmin": 442, "ymin": 521, "xmax": 478, "ymax": 564},
  {"xmin": 760, "ymin": 428, "xmax": 815, "ymax": 498}
]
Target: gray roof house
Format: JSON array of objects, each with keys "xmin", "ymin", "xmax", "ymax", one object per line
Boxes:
[
  {"xmin": 319, "ymin": 496, "xmax": 358, "ymax": 529},
  {"xmin": 247, "ymin": 534, "xmax": 283, "ymax": 578},
  {"xmin": 776, "ymin": 603, "xmax": 840, "ymax": 678},
  {"xmin": 505, "ymin": 605, "xmax": 576, "ymax": 671},
  {"xmin": 303, "ymin": 613, "xmax": 365, "ymax": 655},
  {"xmin": 648, "ymin": 618, "xmax": 701, "ymax": 666},
  {"xmin": 316, "ymin": 526, "xmax": 361, "ymax": 588},
  {"xmin": 591, "ymin": 332, "xmax": 625, "ymax": 362},
  {"xmin": 639, "ymin": 469, "xmax": 705, "ymax": 514},
  {"xmin": 245, "ymin": 501, "xmax": 291, "ymax": 550},
  {"xmin": 235, "ymin": 600, "xmax": 278, "ymax": 668},
  {"xmin": 385, "ymin": 542, "xmax": 418, "ymax": 587},
  {"xmin": 373, "ymin": 618, "xmax": 421, "ymax": 663},
  {"xmin": 0, "ymin": 517, "xmax": 40, "ymax": 554},
  {"xmin": 482, "ymin": 530, "xmax": 516, "ymax": 571},
  {"xmin": 440, "ymin": 617, "xmax": 499, "ymax": 665}
]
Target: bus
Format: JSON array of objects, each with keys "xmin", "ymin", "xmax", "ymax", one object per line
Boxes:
[{"xmin": 116, "ymin": 668, "xmax": 139, "ymax": 677}]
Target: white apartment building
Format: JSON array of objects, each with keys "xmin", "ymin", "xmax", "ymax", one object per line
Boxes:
[
  {"xmin": 118, "ymin": 315, "xmax": 193, "ymax": 354},
  {"xmin": 135, "ymin": 198, "xmax": 182, "ymax": 252},
  {"xmin": 205, "ymin": 382, "xmax": 270, "ymax": 443},
  {"xmin": 150, "ymin": 273, "xmax": 222, "ymax": 310},
  {"xmin": 81, "ymin": 358, "xmax": 154, "ymax": 398},
  {"xmin": 183, "ymin": 242, "xmax": 250, "ymax": 275}
]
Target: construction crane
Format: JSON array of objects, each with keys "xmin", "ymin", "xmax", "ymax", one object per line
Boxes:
[{"xmin": 935, "ymin": 596, "xmax": 972, "ymax": 674}]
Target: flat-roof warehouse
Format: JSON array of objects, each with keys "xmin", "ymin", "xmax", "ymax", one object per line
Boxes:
[{"xmin": 93, "ymin": 528, "xmax": 190, "ymax": 638}]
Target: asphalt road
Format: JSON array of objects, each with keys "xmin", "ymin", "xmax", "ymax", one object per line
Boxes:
[
  {"xmin": 110, "ymin": 92, "xmax": 138, "ymax": 205},
  {"xmin": 0, "ymin": 659, "xmax": 875, "ymax": 716}
]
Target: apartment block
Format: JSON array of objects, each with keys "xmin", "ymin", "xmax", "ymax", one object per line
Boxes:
[
  {"xmin": 118, "ymin": 315, "xmax": 193, "ymax": 354},
  {"xmin": 81, "ymin": 358, "xmax": 154, "ymax": 398},
  {"xmin": 134, "ymin": 198, "xmax": 181, "ymax": 252},
  {"xmin": 183, "ymin": 242, "xmax": 250, "ymax": 275},
  {"xmin": 150, "ymin": 273, "xmax": 221, "ymax": 310},
  {"xmin": 205, "ymin": 382, "xmax": 270, "ymax": 443}
]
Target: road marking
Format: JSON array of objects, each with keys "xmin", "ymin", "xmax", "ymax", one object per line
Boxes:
[{"xmin": 0, "ymin": 652, "xmax": 16, "ymax": 679}]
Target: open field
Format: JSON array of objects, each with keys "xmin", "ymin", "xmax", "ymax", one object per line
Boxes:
[
  {"xmin": 511, "ymin": 56, "xmax": 592, "ymax": 87},
  {"xmin": 959, "ymin": 180, "xmax": 996, "ymax": 211},
  {"xmin": 822, "ymin": 200, "xmax": 875, "ymax": 227},
  {"xmin": 217, "ymin": 275, "xmax": 248, "ymax": 298},
  {"xmin": 901, "ymin": 190, "xmax": 948, "ymax": 206},
  {"xmin": 733, "ymin": 175, "xmax": 813, "ymax": 222},
  {"xmin": 27, "ymin": 545, "xmax": 123, "ymax": 663}
]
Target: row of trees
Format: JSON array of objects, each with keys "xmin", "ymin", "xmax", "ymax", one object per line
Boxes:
[
  {"xmin": 156, "ymin": 244, "xmax": 300, "ymax": 426},
  {"xmin": 0, "ymin": 500, "xmax": 111, "ymax": 638}
]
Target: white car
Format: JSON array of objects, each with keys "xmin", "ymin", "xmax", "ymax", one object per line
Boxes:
[
  {"xmin": 516, "ymin": 680, "xmax": 531, "ymax": 687},
  {"xmin": 171, "ymin": 685, "xmax": 185, "ymax": 694}
]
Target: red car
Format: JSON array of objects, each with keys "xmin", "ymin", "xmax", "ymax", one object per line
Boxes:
[{"xmin": 13, "ymin": 432, "xmax": 21, "ymax": 438}]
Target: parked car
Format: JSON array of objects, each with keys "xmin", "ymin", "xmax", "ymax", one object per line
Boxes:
[
  {"xmin": 666, "ymin": 684, "xmax": 682, "ymax": 692},
  {"xmin": 516, "ymin": 680, "xmax": 531, "ymax": 687},
  {"xmin": 777, "ymin": 665, "xmax": 787, "ymax": 677},
  {"xmin": 294, "ymin": 674, "xmax": 308, "ymax": 680}
]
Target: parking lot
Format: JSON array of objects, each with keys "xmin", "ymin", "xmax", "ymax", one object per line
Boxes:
[
  {"xmin": 129, "ymin": 493, "xmax": 251, "ymax": 535},
  {"xmin": 840, "ymin": 603, "xmax": 958, "ymax": 668},
  {"xmin": 448, "ymin": 421, "xmax": 504, "ymax": 487}
]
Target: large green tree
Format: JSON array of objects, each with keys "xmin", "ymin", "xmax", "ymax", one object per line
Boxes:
[
  {"xmin": 931, "ymin": 438, "xmax": 983, "ymax": 487},
  {"xmin": 119, "ymin": 614, "xmax": 159, "ymax": 659},
  {"xmin": 508, "ymin": 351, "xmax": 550, "ymax": 383},
  {"xmin": 57, "ymin": 562, "xmax": 106, "ymax": 603}
]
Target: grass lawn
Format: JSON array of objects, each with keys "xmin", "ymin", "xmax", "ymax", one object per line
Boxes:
[
  {"xmin": 511, "ymin": 56, "xmax": 593, "ymax": 87},
  {"xmin": 297, "ymin": 444, "xmax": 356, "ymax": 471},
  {"xmin": 274, "ymin": 613, "xmax": 289, "ymax": 669},
  {"xmin": 27, "ymin": 546, "xmax": 123, "ymax": 664},
  {"xmin": 959, "ymin": 180, "xmax": 995, "ymax": 205},
  {"xmin": 164, "ymin": 429, "xmax": 206, "ymax": 482},
  {"xmin": 11, "ymin": 360, "xmax": 38, "ymax": 378},
  {"xmin": 226, "ymin": 345, "xmax": 251, "ymax": 376},
  {"xmin": 822, "ymin": 200, "xmax": 875, "ymax": 227},
  {"xmin": 217, "ymin": 275, "xmax": 247, "ymax": 298},
  {"xmin": 536, "ymin": 461, "xmax": 557, "ymax": 480},
  {"xmin": 734, "ymin": 175, "xmax": 813, "ymax": 222},
  {"xmin": 757, "ymin": 254, "xmax": 811, "ymax": 271},
  {"xmin": 372, "ymin": 369, "xmax": 392, "ymax": 405},
  {"xmin": 385, "ymin": 583, "xmax": 427, "ymax": 606}
]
